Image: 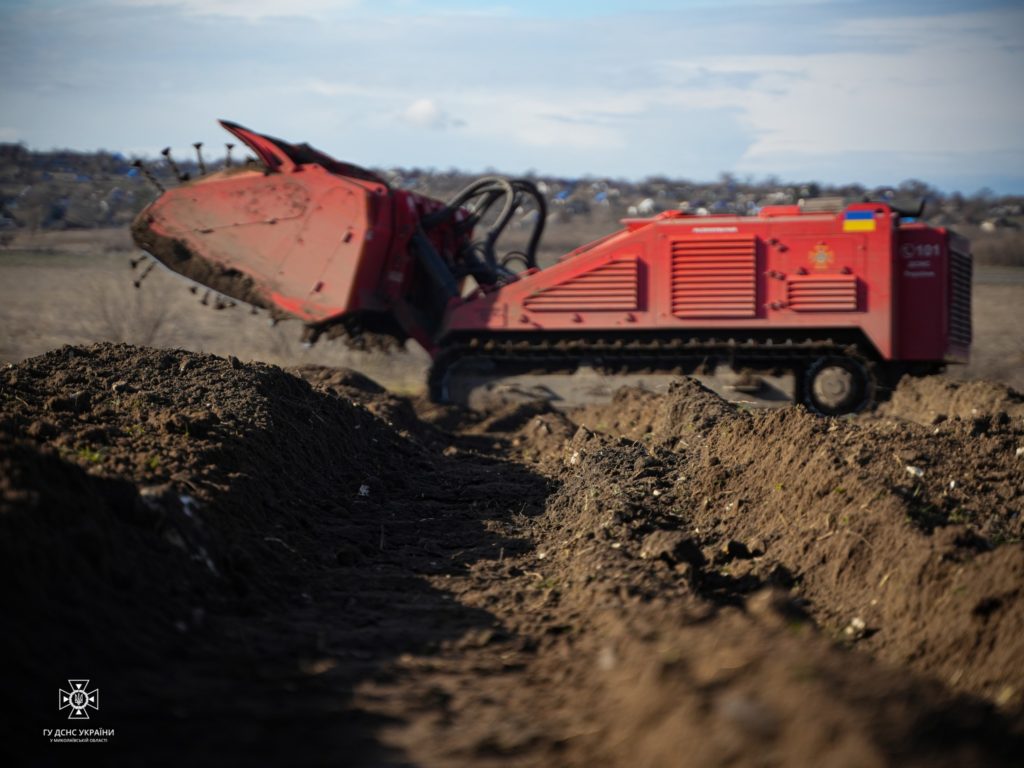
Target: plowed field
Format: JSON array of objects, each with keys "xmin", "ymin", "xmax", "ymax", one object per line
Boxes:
[{"xmin": 4, "ymin": 342, "xmax": 1023, "ymax": 766}]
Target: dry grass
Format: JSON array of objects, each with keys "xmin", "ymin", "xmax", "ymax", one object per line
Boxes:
[
  {"xmin": 84, "ymin": 275, "xmax": 172, "ymax": 347},
  {"xmin": 967, "ymin": 228, "xmax": 1024, "ymax": 267}
]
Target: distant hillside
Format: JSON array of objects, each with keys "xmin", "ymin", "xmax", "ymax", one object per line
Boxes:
[{"xmin": 1, "ymin": 144, "xmax": 1020, "ymax": 265}]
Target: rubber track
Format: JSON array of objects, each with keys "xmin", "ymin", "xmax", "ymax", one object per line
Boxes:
[{"xmin": 429, "ymin": 334, "xmax": 879, "ymax": 408}]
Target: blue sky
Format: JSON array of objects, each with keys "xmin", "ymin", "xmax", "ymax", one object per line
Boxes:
[{"xmin": 1, "ymin": 0, "xmax": 1022, "ymax": 193}]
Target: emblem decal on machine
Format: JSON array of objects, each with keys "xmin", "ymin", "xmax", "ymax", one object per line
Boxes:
[{"xmin": 808, "ymin": 243, "xmax": 835, "ymax": 270}]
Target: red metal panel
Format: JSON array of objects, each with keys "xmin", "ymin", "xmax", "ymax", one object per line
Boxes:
[
  {"xmin": 524, "ymin": 256, "xmax": 638, "ymax": 312},
  {"xmin": 671, "ymin": 236, "xmax": 757, "ymax": 318},
  {"xmin": 893, "ymin": 226, "xmax": 953, "ymax": 361},
  {"xmin": 787, "ymin": 274, "xmax": 859, "ymax": 312}
]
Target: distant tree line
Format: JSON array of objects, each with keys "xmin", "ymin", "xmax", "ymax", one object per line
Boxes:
[{"xmin": 1, "ymin": 143, "xmax": 1020, "ymax": 265}]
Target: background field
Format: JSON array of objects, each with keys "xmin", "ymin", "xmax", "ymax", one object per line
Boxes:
[{"xmin": 2, "ymin": 226, "xmax": 1022, "ymax": 393}]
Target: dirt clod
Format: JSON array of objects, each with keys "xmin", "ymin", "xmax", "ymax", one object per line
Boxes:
[{"xmin": 640, "ymin": 530, "xmax": 705, "ymax": 566}]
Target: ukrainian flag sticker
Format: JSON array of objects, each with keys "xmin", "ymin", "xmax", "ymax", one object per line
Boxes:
[{"xmin": 843, "ymin": 210, "xmax": 876, "ymax": 232}]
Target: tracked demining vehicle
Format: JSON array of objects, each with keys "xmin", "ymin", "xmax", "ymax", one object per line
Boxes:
[{"xmin": 132, "ymin": 121, "xmax": 971, "ymax": 415}]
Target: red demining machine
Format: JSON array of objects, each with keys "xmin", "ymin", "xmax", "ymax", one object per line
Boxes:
[{"xmin": 132, "ymin": 121, "xmax": 972, "ymax": 415}]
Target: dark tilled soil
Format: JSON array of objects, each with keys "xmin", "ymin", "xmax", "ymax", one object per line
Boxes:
[
  {"xmin": 3, "ymin": 345, "xmax": 1023, "ymax": 766},
  {"xmin": 875, "ymin": 374, "xmax": 1024, "ymax": 425}
]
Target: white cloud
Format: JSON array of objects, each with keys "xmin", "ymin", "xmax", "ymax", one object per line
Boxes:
[
  {"xmin": 0, "ymin": 127, "xmax": 18, "ymax": 142},
  {"xmin": 654, "ymin": 8, "xmax": 1024, "ymax": 180},
  {"xmin": 400, "ymin": 98, "xmax": 456, "ymax": 130},
  {"xmin": 471, "ymin": 95, "xmax": 630, "ymax": 151},
  {"xmin": 115, "ymin": 0, "xmax": 355, "ymax": 21},
  {"xmin": 302, "ymin": 81, "xmax": 625, "ymax": 147},
  {"xmin": 835, "ymin": 10, "xmax": 1022, "ymax": 49}
]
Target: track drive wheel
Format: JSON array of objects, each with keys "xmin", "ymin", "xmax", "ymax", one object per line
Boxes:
[{"xmin": 803, "ymin": 356, "xmax": 874, "ymax": 416}]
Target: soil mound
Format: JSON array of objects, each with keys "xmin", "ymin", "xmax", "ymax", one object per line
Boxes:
[
  {"xmin": 1, "ymin": 341, "xmax": 415, "ymax": 638},
  {"xmin": 290, "ymin": 364, "xmax": 387, "ymax": 395},
  {"xmin": 878, "ymin": 375, "xmax": 1024, "ymax": 425},
  {"xmin": 0, "ymin": 344, "xmax": 468, "ymax": 761},
  {"xmin": 567, "ymin": 377, "xmax": 1024, "ymax": 710},
  {"xmin": 289, "ymin": 363, "xmax": 427, "ymax": 440},
  {"xmin": 572, "ymin": 377, "xmax": 744, "ymax": 444},
  {"xmin": 530, "ymin": 425, "xmax": 1021, "ymax": 764}
]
